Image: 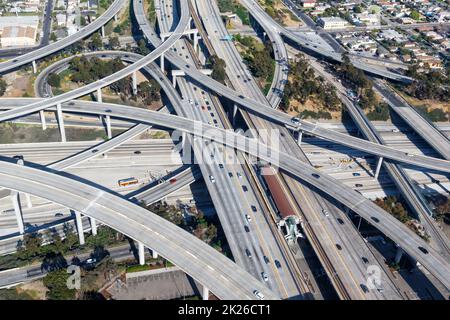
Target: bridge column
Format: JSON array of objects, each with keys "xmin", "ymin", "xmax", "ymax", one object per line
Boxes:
[
  {"xmin": 193, "ymin": 30, "xmax": 199, "ymax": 53},
  {"xmin": 114, "ymin": 14, "xmax": 118, "ymax": 22},
  {"xmin": 97, "ymin": 88, "xmax": 102, "ymax": 103},
  {"xmin": 132, "ymin": 71, "xmax": 137, "ymax": 95},
  {"xmin": 73, "ymin": 211, "xmax": 85, "ymax": 245},
  {"xmin": 11, "ymin": 191, "xmax": 24, "ymax": 235},
  {"xmin": 297, "ymin": 130, "xmax": 303, "ymax": 145},
  {"xmin": 232, "ymin": 104, "xmax": 238, "ymax": 125},
  {"xmin": 172, "ymin": 73, "xmax": 177, "ymax": 88},
  {"xmin": 90, "ymin": 218, "xmax": 98, "ymax": 236},
  {"xmin": 101, "ymin": 26, "xmax": 105, "ymax": 38},
  {"xmin": 202, "ymin": 286, "xmax": 209, "ymax": 300},
  {"xmin": 39, "ymin": 110, "xmax": 47, "ymax": 130},
  {"xmin": 105, "ymin": 115, "xmax": 112, "ymax": 139},
  {"xmin": 56, "ymin": 103, "xmax": 66, "ymax": 143},
  {"xmin": 32, "ymin": 60, "xmax": 37, "ymax": 73},
  {"xmin": 374, "ymin": 157, "xmax": 383, "ymax": 179},
  {"xmin": 138, "ymin": 242, "xmax": 145, "ymax": 265},
  {"xmin": 160, "ymin": 53, "xmax": 165, "ymax": 72},
  {"xmin": 152, "ymin": 248, "xmax": 158, "ymax": 259},
  {"xmin": 394, "ymin": 245, "xmax": 403, "ymax": 264}
]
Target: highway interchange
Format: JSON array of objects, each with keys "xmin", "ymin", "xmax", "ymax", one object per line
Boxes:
[{"xmin": 0, "ymin": 0, "xmax": 449, "ymax": 300}]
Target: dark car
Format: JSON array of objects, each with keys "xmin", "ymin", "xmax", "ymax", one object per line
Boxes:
[{"xmin": 274, "ymin": 260, "xmax": 282, "ymax": 269}]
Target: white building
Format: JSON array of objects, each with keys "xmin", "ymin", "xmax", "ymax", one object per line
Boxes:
[
  {"xmin": 317, "ymin": 17, "xmax": 348, "ymax": 30},
  {"xmin": 1, "ymin": 26, "xmax": 37, "ymax": 47},
  {"xmin": 56, "ymin": 13, "xmax": 66, "ymax": 27},
  {"xmin": 0, "ymin": 15, "xmax": 39, "ymax": 47},
  {"xmin": 355, "ymin": 13, "xmax": 380, "ymax": 25}
]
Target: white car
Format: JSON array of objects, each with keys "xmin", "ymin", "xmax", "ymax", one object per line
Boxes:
[
  {"xmin": 261, "ymin": 272, "xmax": 269, "ymax": 282},
  {"xmin": 253, "ymin": 290, "xmax": 265, "ymax": 300},
  {"xmin": 322, "ymin": 209, "xmax": 329, "ymax": 217},
  {"xmin": 209, "ymin": 175, "xmax": 215, "ymax": 183},
  {"xmin": 237, "ymin": 172, "xmax": 243, "ymax": 179},
  {"xmin": 392, "ymin": 128, "xmax": 399, "ymax": 133},
  {"xmin": 245, "ymin": 214, "xmax": 252, "ymax": 222}
]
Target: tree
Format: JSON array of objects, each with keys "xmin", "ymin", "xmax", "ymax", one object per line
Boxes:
[
  {"xmin": 43, "ymin": 269, "xmax": 76, "ymax": 300},
  {"xmin": 138, "ymin": 80, "xmax": 161, "ymax": 103},
  {"xmin": 50, "ymin": 32, "xmax": 57, "ymax": 42},
  {"xmin": 137, "ymin": 39, "xmax": 150, "ymax": 55},
  {"xmin": 108, "ymin": 36, "xmax": 120, "ymax": 49},
  {"xmin": 89, "ymin": 32, "xmax": 103, "ymax": 51},
  {"xmin": 410, "ymin": 10, "xmax": 420, "ymax": 20},
  {"xmin": 47, "ymin": 73, "xmax": 61, "ymax": 87},
  {"xmin": 0, "ymin": 77, "xmax": 6, "ymax": 96},
  {"xmin": 208, "ymin": 55, "xmax": 227, "ymax": 83}
]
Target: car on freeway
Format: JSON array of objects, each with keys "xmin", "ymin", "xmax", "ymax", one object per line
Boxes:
[
  {"xmin": 251, "ymin": 205, "xmax": 257, "ymax": 212},
  {"xmin": 245, "ymin": 214, "xmax": 252, "ymax": 222},
  {"xmin": 237, "ymin": 172, "xmax": 242, "ymax": 179},
  {"xmin": 209, "ymin": 175, "xmax": 215, "ymax": 183},
  {"xmin": 134, "ymin": 151, "xmax": 141, "ymax": 154},
  {"xmin": 263, "ymin": 256, "xmax": 270, "ymax": 264},
  {"xmin": 261, "ymin": 272, "xmax": 269, "ymax": 282},
  {"xmin": 352, "ymin": 172, "xmax": 361, "ymax": 177},
  {"xmin": 322, "ymin": 208, "xmax": 330, "ymax": 217},
  {"xmin": 274, "ymin": 260, "xmax": 282, "ymax": 269},
  {"xmin": 355, "ymin": 183, "xmax": 363, "ymax": 188},
  {"xmin": 392, "ymin": 128, "xmax": 399, "ymax": 133},
  {"xmin": 55, "ymin": 213, "xmax": 64, "ymax": 217},
  {"xmin": 253, "ymin": 290, "xmax": 265, "ymax": 300},
  {"xmin": 245, "ymin": 249, "xmax": 252, "ymax": 258},
  {"xmin": 291, "ymin": 117, "xmax": 300, "ymax": 125}
]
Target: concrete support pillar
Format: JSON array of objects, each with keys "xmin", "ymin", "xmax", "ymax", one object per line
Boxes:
[
  {"xmin": 152, "ymin": 249, "xmax": 158, "ymax": 259},
  {"xmin": 32, "ymin": 60, "xmax": 37, "ymax": 73},
  {"xmin": 202, "ymin": 286, "xmax": 209, "ymax": 300},
  {"xmin": 132, "ymin": 71, "xmax": 137, "ymax": 95},
  {"xmin": 56, "ymin": 103, "xmax": 66, "ymax": 143},
  {"xmin": 232, "ymin": 104, "xmax": 238, "ymax": 125},
  {"xmin": 97, "ymin": 88, "xmax": 102, "ymax": 103},
  {"xmin": 172, "ymin": 73, "xmax": 177, "ymax": 88},
  {"xmin": 74, "ymin": 211, "xmax": 85, "ymax": 245},
  {"xmin": 374, "ymin": 156, "xmax": 383, "ymax": 179},
  {"xmin": 394, "ymin": 246, "xmax": 403, "ymax": 264},
  {"xmin": 11, "ymin": 191, "xmax": 24, "ymax": 235},
  {"xmin": 39, "ymin": 110, "xmax": 47, "ymax": 130},
  {"xmin": 114, "ymin": 14, "xmax": 118, "ymax": 22},
  {"xmin": 90, "ymin": 217, "xmax": 97, "ymax": 236},
  {"xmin": 105, "ymin": 115, "xmax": 112, "ymax": 139},
  {"xmin": 193, "ymin": 31, "xmax": 198, "ymax": 53},
  {"xmin": 101, "ymin": 26, "xmax": 105, "ymax": 38},
  {"xmin": 297, "ymin": 130, "xmax": 303, "ymax": 145},
  {"xmin": 138, "ymin": 242, "xmax": 145, "ymax": 265},
  {"xmin": 160, "ymin": 53, "xmax": 165, "ymax": 72}
]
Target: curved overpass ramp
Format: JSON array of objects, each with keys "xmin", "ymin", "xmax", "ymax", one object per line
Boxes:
[{"xmin": 0, "ymin": 0, "xmax": 127, "ymax": 74}]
